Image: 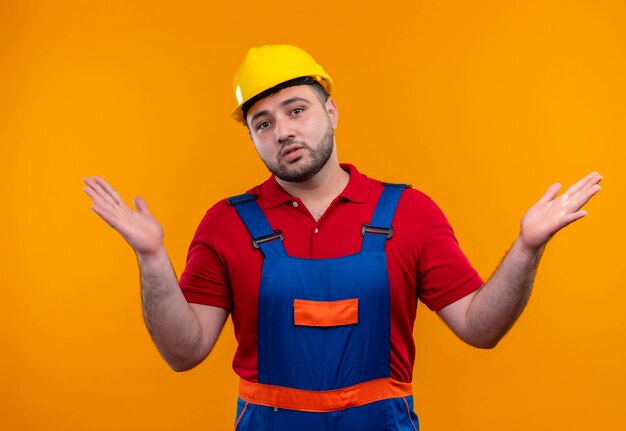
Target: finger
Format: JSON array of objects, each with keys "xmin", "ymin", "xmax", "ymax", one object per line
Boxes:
[
  {"xmin": 580, "ymin": 173, "xmax": 603, "ymax": 191},
  {"xmin": 83, "ymin": 177, "xmax": 118, "ymax": 208},
  {"xmin": 564, "ymin": 171, "xmax": 601, "ymax": 196},
  {"xmin": 573, "ymin": 172, "xmax": 603, "ymax": 197},
  {"xmin": 539, "ymin": 183, "xmax": 562, "ymax": 203},
  {"xmin": 90, "ymin": 194, "xmax": 128, "ymax": 232},
  {"xmin": 133, "ymin": 196, "xmax": 152, "ymax": 215},
  {"xmin": 569, "ymin": 183, "xmax": 601, "ymax": 211},
  {"xmin": 89, "ymin": 203, "xmax": 122, "ymax": 230},
  {"xmin": 83, "ymin": 184, "xmax": 116, "ymax": 211},
  {"xmin": 559, "ymin": 209, "xmax": 588, "ymax": 229},
  {"xmin": 92, "ymin": 176, "xmax": 123, "ymax": 206}
]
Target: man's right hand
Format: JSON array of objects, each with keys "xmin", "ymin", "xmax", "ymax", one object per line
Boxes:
[
  {"xmin": 83, "ymin": 176, "xmax": 228, "ymax": 371},
  {"xmin": 83, "ymin": 176, "xmax": 164, "ymax": 258}
]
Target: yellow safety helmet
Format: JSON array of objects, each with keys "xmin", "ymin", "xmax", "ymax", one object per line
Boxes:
[{"xmin": 231, "ymin": 44, "xmax": 334, "ymax": 125}]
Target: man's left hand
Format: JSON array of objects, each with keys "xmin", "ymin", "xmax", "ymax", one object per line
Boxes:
[{"xmin": 519, "ymin": 171, "xmax": 602, "ymax": 254}]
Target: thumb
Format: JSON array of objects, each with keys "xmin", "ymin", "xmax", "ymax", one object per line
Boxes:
[
  {"xmin": 133, "ymin": 196, "xmax": 152, "ymax": 215},
  {"xmin": 539, "ymin": 182, "xmax": 562, "ymax": 203}
]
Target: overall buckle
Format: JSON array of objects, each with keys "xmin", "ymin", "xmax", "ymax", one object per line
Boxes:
[
  {"xmin": 252, "ymin": 230, "xmax": 284, "ymax": 249},
  {"xmin": 361, "ymin": 224, "xmax": 393, "ymax": 239}
]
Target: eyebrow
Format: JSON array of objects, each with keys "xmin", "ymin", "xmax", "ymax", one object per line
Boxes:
[{"xmin": 249, "ymin": 97, "xmax": 312, "ymax": 125}]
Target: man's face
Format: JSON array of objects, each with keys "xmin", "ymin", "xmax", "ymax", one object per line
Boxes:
[{"xmin": 246, "ymin": 85, "xmax": 338, "ymax": 183}]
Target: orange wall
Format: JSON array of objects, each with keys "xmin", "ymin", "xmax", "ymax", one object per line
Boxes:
[{"xmin": 2, "ymin": 1, "xmax": 624, "ymax": 430}]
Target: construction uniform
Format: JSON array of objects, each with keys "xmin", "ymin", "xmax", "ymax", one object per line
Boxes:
[{"xmin": 180, "ymin": 165, "xmax": 484, "ymax": 430}]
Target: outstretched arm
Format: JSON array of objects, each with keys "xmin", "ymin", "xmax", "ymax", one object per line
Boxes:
[
  {"xmin": 83, "ymin": 176, "xmax": 228, "ymax": 370},
  {"xmin": 437, "ymin": 172, "xmax": 602, "ymax": 348}
]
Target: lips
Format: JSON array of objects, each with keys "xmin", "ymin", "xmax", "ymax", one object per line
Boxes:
[
  {"xmin": 280, "ymin": 144, "xmax": 306, "ymax": 162},
  {"xmin": 281, "ymin": 144, "xmax": 303, "ymax": 157}
]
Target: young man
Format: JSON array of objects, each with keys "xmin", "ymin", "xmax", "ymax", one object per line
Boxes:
[{"xmin": 83, "ymin": 44, "xmax": 601, "ymax": 430}]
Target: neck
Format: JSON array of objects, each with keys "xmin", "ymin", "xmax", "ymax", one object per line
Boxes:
[{"xmin": 276, "ymin": 152, "xmax": 350, "ymax": 212}]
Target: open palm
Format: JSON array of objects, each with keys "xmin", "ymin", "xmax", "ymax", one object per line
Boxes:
[
  {"xmin": 83, "ymin": 176, "xmax": 164, "ymax": 257},
  {"xmin": 520, "ymin": 172, "xmax": 602, "ymax": 252}
]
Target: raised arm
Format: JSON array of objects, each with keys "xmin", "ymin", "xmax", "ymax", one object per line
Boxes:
[
  {"xmin": 437, "ymin": 172, "xmax": 602, "ymax": 348},
  {"xmin": 83, "ymin": 176, "xmax": 228, "ymax": 370}
]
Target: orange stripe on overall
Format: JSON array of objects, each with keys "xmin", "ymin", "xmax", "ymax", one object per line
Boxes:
[{"xmin": 239, "ymin": 378, "xmax": 413, "ymax": 413}]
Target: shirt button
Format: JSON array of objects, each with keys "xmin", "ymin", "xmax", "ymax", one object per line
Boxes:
[
  {"xmin": 292, "ymin": 201, "xmax": 299, "ymax": 207},
  {"xmin": 314, "ymin": 228, "xmax": 319, "ymax": 233}
]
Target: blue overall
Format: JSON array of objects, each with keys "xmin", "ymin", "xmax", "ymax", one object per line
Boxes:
[{"xmin": 229, "ymin": 184, "xmax": 419, "ymax": 431}]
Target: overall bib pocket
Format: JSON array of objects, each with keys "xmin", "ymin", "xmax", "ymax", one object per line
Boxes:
[{"xmin": 294, "ymin": 298, "xmax": 360, "ymax": 390}]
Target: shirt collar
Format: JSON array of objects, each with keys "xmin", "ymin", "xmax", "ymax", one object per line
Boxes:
[{"xmin": 256, "ymin": 163, "xmax": 369, "ymax": 209}]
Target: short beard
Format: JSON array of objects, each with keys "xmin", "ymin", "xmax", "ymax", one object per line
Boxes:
[{"xmin": 263, "ymin": 126, "xmax": 334, "ymax": 183}]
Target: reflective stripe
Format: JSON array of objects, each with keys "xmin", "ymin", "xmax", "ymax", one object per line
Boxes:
[
  {"xmin": 402, "ymin": 397, "xmax": 419, "ymax": 431},
  {"xmin": 293, "ymin": 298, "xmax": 359, "ymax": 327},
  {"xmin": 239, "ymin": 378, "xmax": 413, "ymax": 413},
  {"xmin": 234, "ymin": 401, "xmax": 249, "ymax": 429}
]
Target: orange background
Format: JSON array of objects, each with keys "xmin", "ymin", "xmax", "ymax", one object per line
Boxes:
[{"xmin": 1, "ymin": 1, "xmax": 624, "ymax": 430}]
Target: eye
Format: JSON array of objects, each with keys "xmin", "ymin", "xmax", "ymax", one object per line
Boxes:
[
  {"xmin": 290, "ymin": 107, "xmax": 305, "ymax": 116},
  {"xmin": 256, "ymin": 121, "xmax": 271, "ymax": 131}
]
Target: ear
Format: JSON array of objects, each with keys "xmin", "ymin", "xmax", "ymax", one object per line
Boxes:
[{"xmin": 325, "ymin": 97, "xmax": 339, "ymax": 129}]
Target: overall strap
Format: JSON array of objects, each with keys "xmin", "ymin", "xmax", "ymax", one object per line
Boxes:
[
  {"xmin": 361, "ymin": 183, "xmax": 411, "ymax": 252},
  {"xmin": 227, "ymin": 193, "xmax": 287, "ymax": 258}
]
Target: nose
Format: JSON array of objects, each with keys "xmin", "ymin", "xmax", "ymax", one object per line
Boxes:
[{"xmin": 273, "ymin": 115, "xmax": 295, "ymax": 145}]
